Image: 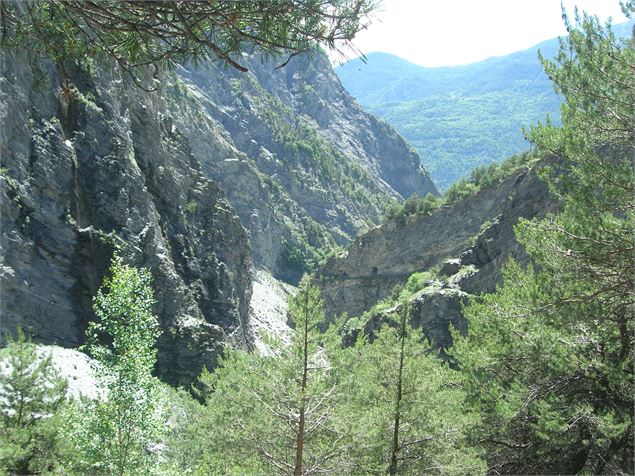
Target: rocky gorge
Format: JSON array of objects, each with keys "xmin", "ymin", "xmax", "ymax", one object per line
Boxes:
[
  {"xmin": 1, "ymin": 37, "xmax": 558, "ymax": 387},
  {"xmin": 2, "ymin": 4, "xmax": 630, "ymax": 472},
  {"xmin": 0, "ymin": 47, "xmax": 437, "ymax": 386}
]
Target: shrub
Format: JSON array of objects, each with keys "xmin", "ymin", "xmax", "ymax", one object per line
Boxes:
[{"xmin": 0, "ymin": 330, "xmax": 69, "ymax": 474}]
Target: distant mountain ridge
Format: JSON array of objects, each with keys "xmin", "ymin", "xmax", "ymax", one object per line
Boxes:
[
  {"xmin": 337, "ymin": 37, "xmax": 561, "ymax": 104},
  {"xmin": 336, "ymin": 21, "xmax": 632, "ymax": 190}
]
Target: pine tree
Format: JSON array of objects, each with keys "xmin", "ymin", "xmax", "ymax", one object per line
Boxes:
[
  {"xmin": 453, "ymin": 9, "xmax": 634, "ymax": 474},
  {"xmin": 340, "ymin": 304, "xmax": 485, "ymax": 475},
  {"xmin": 0, "ymin": 330, "xmax": 68, "ymax": 474},
  {"xmin": 0, "ymin": 0, "xmax": 375, "ymax": 82},
  {"xmin": 199, "ymin": 278, "xmax": 348, "ymax": 475}
]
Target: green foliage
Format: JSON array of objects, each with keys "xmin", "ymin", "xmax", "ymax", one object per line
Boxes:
[
  {"xmin": 338, "ymin": 306, "xmax": 485, "ymax": 475},
  {"xmin": 402, "ymin": 270, "xmax": 437, "ymax": 295},
  {"xmin": 277, "ymin": 226, "xmax": 338, "ymax": 284},
  {"xmin": 195, "ymin": 279, "xmax": 348, "ymax": 474},
  {"xmin": 453, "ymin": 10, "xmax": 634, "ymax": 475},
  {"xmin": 336, "ymin": 38, "xmax": 567, "ymax": 190},
  {"xmin": 455, "ymin": 259, "xmax": 634, "ymax": 473},
  {"xmin": 1, "ymin": 1, "xmax": 376, "ymax": 83},
  {"xmin": 278, "ymin": 239, "xmax": 312, "ymax": 282},
  {"xmin": 0, "ymin": 330, "xmax": 69, "ymax": 475},
  {"xmin": 382, "ymin": 151, "xmax": 537, "ymax": 226},
  {"xmin": 442, "ymin": 180, "xmax": 479, "ymax": 203},
  {"xmin": 373, "ymin": 92, "xmax": 559, "ymax": 191},
  {"xmin": 176, "ymin": 281, "xmax": 486, "ymax": 475},
  {"xmin": 390, "ymin": 270, "xmax": 440, "ymax": 305},
  {"xmin": 382, "ymin": 192, "xmax": 439, "ymax": 225},
  {"xmin": 446, "ymin": 150, "xmax": 538, "ymax": 201},
  {"xmin": 68, "ymin": 255, "xmax": 163, "ymax": 475},
  {"xmin": 338, "ymin": 22, "xmax": 633, "ymax": 190},
  {"xmin": 185, "ymin": 199, "xmax": 197, "ymax": 215}
]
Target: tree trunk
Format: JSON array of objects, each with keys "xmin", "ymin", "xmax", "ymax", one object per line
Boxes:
[
  {"xmin": 388, "ymin": 304, "xmax": 408, "ymax": 475},
  {"xmin": 294, "ymin": 290, "xmax": 310, "ymax": 476}
]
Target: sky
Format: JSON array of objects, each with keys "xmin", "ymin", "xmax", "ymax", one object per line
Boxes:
[{"xmin": 337, "ymin": 0, "xmax": 629, "ymax": 67}]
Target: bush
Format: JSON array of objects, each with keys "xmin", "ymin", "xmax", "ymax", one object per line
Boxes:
[{"xmin": 382, "ymin": 151, "xmax": 538, "ymax": 227}]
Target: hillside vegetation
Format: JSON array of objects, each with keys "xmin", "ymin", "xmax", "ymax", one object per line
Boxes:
[
  {"xmin": 337, "ymin": 21, "xmax": 633, "ymax": 190},
  {"xmin": 1, "ymin": 2, "xmax": 633, "ymax": 475},
  {"xmin": 382, "ymin": 151, "xmax": 540, "ymax": 226}
]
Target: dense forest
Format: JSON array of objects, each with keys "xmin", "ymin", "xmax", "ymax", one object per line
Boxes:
[
  {"xmin": 1, "ymin": 1, "xmax": 634, "ymax": 475},
  {"xmin": 369, "ymin": 89, "xmax": 557, "ymax": 190}
]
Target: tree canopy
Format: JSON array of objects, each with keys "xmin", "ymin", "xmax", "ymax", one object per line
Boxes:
[
  {"xmin": 453, "ymin": 9, "xmax": 634, "ymax": 474},
  {"xmin": 0, "ymin": 0, "xmax": 375, "ymax": 85},
  {"xmin": 0, "ymin": 331, "xmax": 69, "ymax": 474},
  {"xmin": 69, "ymin": 255, "xmax": 163, "ymax": 474}
]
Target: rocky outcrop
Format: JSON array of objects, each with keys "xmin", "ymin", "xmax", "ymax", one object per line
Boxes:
[
  {"xmin": 0, "ymin": 53, "xmax": 252, "ymax": 386},
  {"xmin": 348, "ymin": 278, "xmax": 470, "ymax": 351},
  {"xmin": 409, "ymin": 282, "xmax": 469, "ymax": 349},
  {"xmin": 167, "ymin": 51, "xmax": 437, "ymax": 282},
  {"xmin": 317, "ymin": 163, "xmax": 558, "ymax": 347},
  {"xmin": 247, "ymin": 51, "xmax": 434, "ymax": 200},
  {"xmin": 1, "ymin": 44, "xmax": 434, "ymax": 384}
]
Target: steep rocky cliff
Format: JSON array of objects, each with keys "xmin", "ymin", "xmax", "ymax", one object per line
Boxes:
[
  {"xmin": 1, "ymin": 47, "xmax": 434, "ymax": 384},
  {"xmin": 0, "ymin": 53, "xmax": 253, "ymax": 386},
  {"xmin": 166, "ymin": 50, "xmax": 437, "ymax": 282},
  {"xmin": 318, "ymin": 163, "xmax": 558, "ymax": 348}
]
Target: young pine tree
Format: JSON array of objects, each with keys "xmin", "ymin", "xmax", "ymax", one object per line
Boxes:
[
  {"xmin": 0, "ymin": 330, "xmax": 69, "ymax": 474},
  {"xmin": 339, "ymin": 304, "xmax": 485, "ymax": 475},
  {"xmin": 199, "ymin": 278, "xmax": 348, "ymax": 475}
]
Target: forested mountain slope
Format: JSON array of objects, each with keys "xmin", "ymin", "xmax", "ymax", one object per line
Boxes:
[{"xmin": 336, "ymin": 21, "xmax": 632, "ymax": 190}]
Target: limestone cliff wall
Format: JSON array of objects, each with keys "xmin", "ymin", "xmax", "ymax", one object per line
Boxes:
[
  {"xmin": 317, "ymin": 164, "xmax": 558, "ymax": 340},
  {"xmin": 1, "ymin": 53, "xmax": 252, "ymax": 386},
  {"xmin": 1, "ymin": 47, "xmax": 434, "ymax": 384},
  {"xmin": 168, "ymin": 51, "xmax": 437, "ymax": 282}
]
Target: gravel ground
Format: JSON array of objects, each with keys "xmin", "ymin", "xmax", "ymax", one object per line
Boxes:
[
  {"xmin": 249, "ymin": 268, "xmax": 295, "ymax": 354},
  {"xmin": 0, "ymin": 344, "xmax": 103, "ymax": 405},
  {"xmin": 43, "ymin": 345, "xmax": 103, "ymax": 400}
]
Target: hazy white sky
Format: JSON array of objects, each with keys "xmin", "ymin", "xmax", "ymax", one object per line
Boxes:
[{"xmin": 340, "ymin": 0, "xmax": 629, "ymax": 67}]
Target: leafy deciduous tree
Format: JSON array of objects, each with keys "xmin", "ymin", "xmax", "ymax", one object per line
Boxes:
[{"xmin": 68, "ymin": 255, "xmax": 163, "ymax": 476}]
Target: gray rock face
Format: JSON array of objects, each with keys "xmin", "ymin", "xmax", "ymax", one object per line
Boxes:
[
  {"xmin": 317, "ymin": 164, "xmax": 558, "ymax": 336},
  {"xmin": 168, "ymin": 51, "xmax": 437, "ymax": 281},
  {"xmin": 1, "ymin": 53, "xmax": 252, "ymax": 386},
  {"xmin": 354, "ymin": 282, "xmax": 469, "ymax": 352},
  {"xmin": 409, "ymin": 284, "xmax": 468, "ymax": 349},
  {"xmin": 248, "ymin": 52, "xmax": 435, "ymax": 200},
  {"xmin": 1, "ymin": 46, "xmax": 433, "ymax": 385}
]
